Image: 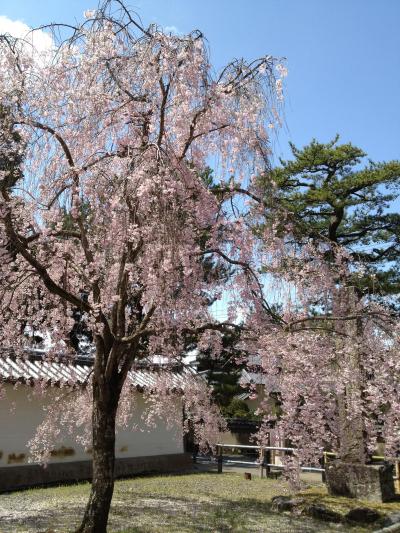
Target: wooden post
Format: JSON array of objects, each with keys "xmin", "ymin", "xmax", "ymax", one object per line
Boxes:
[
  {"xmin": 265, "ymin": 449, "xmax": 271, "ymax": 477},
  {"xmin": 217, "ymin": 445, "xmax": 223, "ymax": 474},
  {"xmin": 260, "ymin": 448, "xmax": 265, "ymax": 478},
  {"xmin": 395, "ymin": 461, "xmax": 400, "ymax": 492},
  {"xmin": 321, "ymin": 452, "xmax": 326, "ymax": 482}
]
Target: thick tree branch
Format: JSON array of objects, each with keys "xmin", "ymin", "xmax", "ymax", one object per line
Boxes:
[
  {"xmin": 120, "ymin": 304, "xmax": 156, "ymax": 344},
  {"xmin": 157, "ymin": 78, "xmax": 170, "ymax": 147},
  {"xmin": 288, "ymin": 311, "xmax": 393, "ymax": 328},
  {"xmin": 2, "ymin": 209, "xmax": 90, "ymax": 312}
]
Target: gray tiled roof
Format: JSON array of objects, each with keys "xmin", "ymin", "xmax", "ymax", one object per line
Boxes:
[{"xmin": 0, "ymin": 353, "xmax": 196, "ymax": 391}]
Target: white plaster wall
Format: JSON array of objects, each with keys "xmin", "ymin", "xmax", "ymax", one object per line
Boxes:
[
  {"xmin": 114, "ymin": 394, "xmax": 184, "ymax": 458},
  {"xmin": 0, "ymin": 384, "xmax": 184, "ymax": 468}
]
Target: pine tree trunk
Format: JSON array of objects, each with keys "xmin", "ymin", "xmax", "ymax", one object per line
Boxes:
[
  {"xmin": 334, "ymin": 285, "xmax": 366, "ymax": 463},
  {"xmin": 76, "ymin": 374, "xmax": 119, "ymax": 533},
  {"xmin": 325, "ymin": 285, "xmax": 396, "ymax": 500},
  {"xmin": 337, "ymin": 385, "xmax": 365, "ymax": 463}
]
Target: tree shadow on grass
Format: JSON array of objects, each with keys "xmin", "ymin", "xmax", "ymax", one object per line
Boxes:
[{"xmin": 110, "ymin": 496, "xmax": 356, "ymax": 533}]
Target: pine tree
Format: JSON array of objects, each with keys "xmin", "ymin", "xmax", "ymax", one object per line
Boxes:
[{"xmin": 258, "ymin": 136, "xmax": 400, "ymax": 306}]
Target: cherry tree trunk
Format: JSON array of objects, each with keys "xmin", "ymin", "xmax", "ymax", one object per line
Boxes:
[{"xmin": 76, "ymin": 375, "xmax": 120, "ymax": 533}]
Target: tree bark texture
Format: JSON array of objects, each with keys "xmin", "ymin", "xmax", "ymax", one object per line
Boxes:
[
  {"xmin": 76, "ymin": 373, "xmax": 120, "ymax": 533},
  {"xmin": 334, "ymin": 286, "xmax": 366, "ymax": 464}
]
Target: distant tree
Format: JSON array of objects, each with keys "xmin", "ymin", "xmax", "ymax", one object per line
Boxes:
[
  {"xmin": 222, "ymin": 397, "xmax": 250, "ymax": 419},
  {"xmin": 257, "ymin": 136, "xmax": 400, "ymax": 306},
  {"xmin": 196, "ymin": 328, "xmax": 246, "ymax": 408},
  {"xmin": 191, "ymin": 167, "xmax": 255, "ymax": 416}
]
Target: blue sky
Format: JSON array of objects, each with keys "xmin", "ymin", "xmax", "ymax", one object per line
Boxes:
[{"xmin": 1, "ymin": 0, "xmax": 399, "ymax": 164}]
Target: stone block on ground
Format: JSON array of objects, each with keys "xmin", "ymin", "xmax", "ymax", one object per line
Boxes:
[
  {"xmin": 325, "ymin": 461, "xmax": 395, "ymax": 502},
  {"xmin": 345, "ymin": 507, "xmax": 382, "ymax": 524},
  {"xmin": 379, "ymin": 512, "xmax": 400, "ymax": 528},
  {"xmin": 271, "ymin": 495, "xmax": 304, "ymax": 512},
  {"xmin": 305, "ymin": 503, "xmax": 342, "ymax": 523}
]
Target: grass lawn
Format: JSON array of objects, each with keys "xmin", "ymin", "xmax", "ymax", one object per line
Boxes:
[{"xmin": 0, "ymin": 472, "xmax": 396, "ymax": 532}]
